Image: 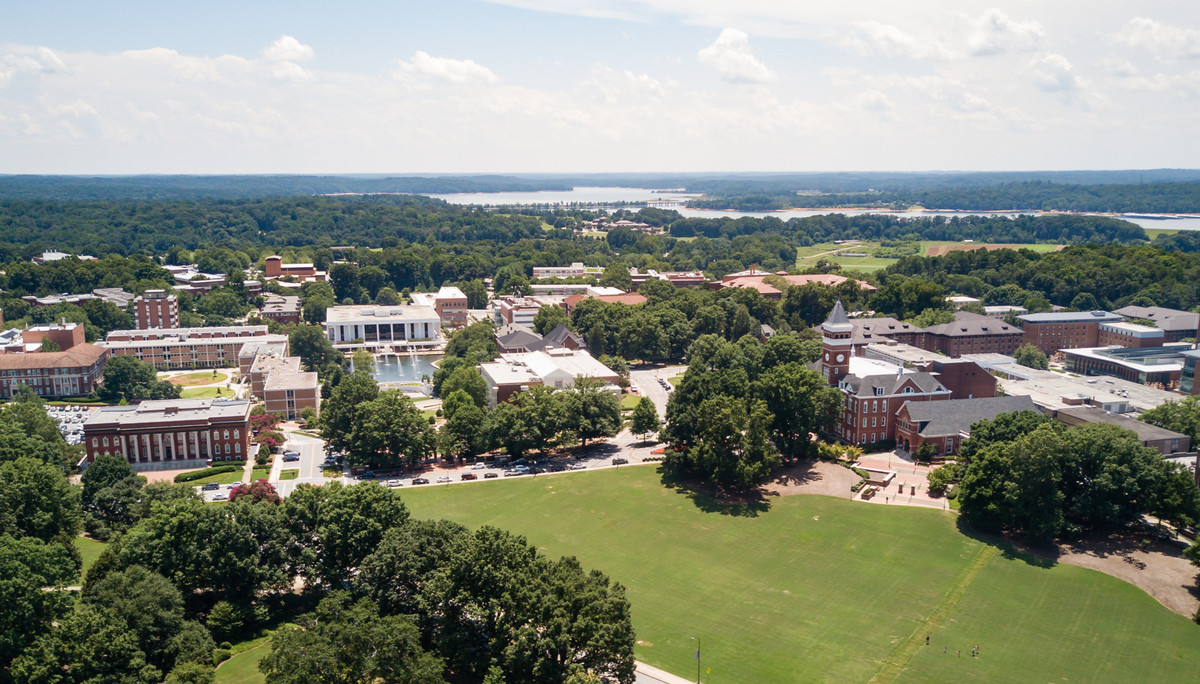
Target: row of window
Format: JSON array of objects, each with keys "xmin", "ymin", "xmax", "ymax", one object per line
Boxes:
[
  {"xmin": 92, "ymin": 429, "xmax": 241, "ymax": 448},
  {"xmin": 94, "ymin": 441, "xmax": 242, "ymax": 459}
]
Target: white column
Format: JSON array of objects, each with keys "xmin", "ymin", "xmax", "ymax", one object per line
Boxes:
[
  {"xmin": 155, "ymin": 433, "xmax": 163, "ymax": 461},
  {"xmin": 204, "ymin": 431, "xmax": 212, "ymax": 459}
]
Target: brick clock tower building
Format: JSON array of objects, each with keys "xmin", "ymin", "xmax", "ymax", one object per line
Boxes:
[{"xmin": 822, "ymin": 300, "xmax": 853, "ymax": 385}]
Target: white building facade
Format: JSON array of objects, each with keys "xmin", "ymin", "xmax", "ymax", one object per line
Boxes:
[{"xmin": 323, "ymin": 305, "xmax": 444, "ymax": 351}]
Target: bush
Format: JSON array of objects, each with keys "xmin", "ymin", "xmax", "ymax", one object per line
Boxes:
[
  {"xmin": 946, "ymin": 487, "xmax": 958, "ymax": 500},
  {"xmin": 206, "ymin": 601, "xmax": 245, "ymax": 642},
  {"xmin": 211, "ymin": 649, "xmax": 231, "ymax": 668},
  {"xmin": 174, "ymin": 465, "xmax": 243, "ymax": 483},
  {"xmin": 219, "ymin": 641, "xmax": 232, "ymax": 651},
  {"xmin": 927, "ymin": 463, "xmax": 962, "ymax": 495},
  {"xmin": 850, "ymin": 481, "xmax": 864, "ymax": 492}
]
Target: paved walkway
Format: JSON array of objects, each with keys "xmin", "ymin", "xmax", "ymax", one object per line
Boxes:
[
  {"xmin": 855, "ymin": 451, "xmax": 951, "ymax": 510},
  {"xmin": 635, "ymin": 661, "xmax": 696, "ymax": 684}
]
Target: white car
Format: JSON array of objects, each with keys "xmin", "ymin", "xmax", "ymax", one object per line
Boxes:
[
  {"xmin": 471, "ymin": 462, "xmax": 487, "ymax": 470},
  {"xmin": 436, "ymin": 475, "xmax": 452, "ymax": 483}
]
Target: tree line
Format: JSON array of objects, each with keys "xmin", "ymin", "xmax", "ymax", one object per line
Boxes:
[{"xmin": 0, "ymin": 394, "xmax": 635, "ymax": 683}]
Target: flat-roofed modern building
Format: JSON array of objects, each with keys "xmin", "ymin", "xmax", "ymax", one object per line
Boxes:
[
  {"xmin": 410, "ymin": 287, "xmax": 469, "ymax": 328},
  {"xmin": 101, "ymin": 326, "xmax": 287, "ymax": 370},
  {"xmin": 259, "ymin": 295, "xmax": 301, "ymax": 325},
  {"xmin": 133, "ymin": 289, "xmax": 179, "ymax": 330},
  {"xmin": 1097, "ymin": 321, "xmax": 1165, "ymax": 349},
  {"xmin": 1017, "ymin": 311, "xmax": 1125, "ymax": 354},
  {"xmin": 1061, "ymin": 344, "xmax": 1188, "ymax": 388},
  {"xmin": 83, "ymin": 398, "xmax": 252, "ymax": 471},
  {"xmin": 479, "ymin": 348, "xmax": 620, "ymax": 407},
  {"xmin": 323, "ymin": 304, "xmax": 443, "ymax": 351},
  {"xmin": 262, "ymin": 368, "xmax": 320, "ymax": 420}
]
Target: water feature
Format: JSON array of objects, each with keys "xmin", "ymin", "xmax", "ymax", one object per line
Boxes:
[
  {"xmin": 352, "ymin": 354, "xmax": 442, "ymax": 385},
  {"xmin": 428, "ymin": 186, "xmax": 1200, "ymax": 232}
]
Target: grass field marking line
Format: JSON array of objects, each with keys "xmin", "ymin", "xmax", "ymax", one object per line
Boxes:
[{"xmin": 869, "ymin": 544, "xmax": 998, "ymax": 684}]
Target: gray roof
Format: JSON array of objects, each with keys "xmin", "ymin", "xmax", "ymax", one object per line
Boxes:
[
  {"xmin": 848, "ymin": 317, "xmax": 923, "ymax": 345},
  {"xmin": 1017, "ymin": 311, "xmax": 1124, "ymax": 324},
  {"xmin": 842, "ymin": 371, "xmax": 948, "ymax": 398},
  {"xmin": 924, "ymin": 311, "xmax": 1021, "ymax": 337},
  {"xmin": 826, "ymin": 299, "xmax": 850, "ymax": 325},
  {"xmin": 495, "ymin": 324, "xmax": 542, "ymax": 351},
  {"xmin": 1113, "ymin": 305, "xmax": 1200, "ymax": 332},
  {"xmin": 537, "ymin": 324, "xmax": 585, "ymax": 350},
  {"xmin": 902, "ymin": 395, "xmax": 1037, "ymax": 438},
  {"xmin": 1056, "ymin": 406, "xmax": 1190, "ymax": 443}
]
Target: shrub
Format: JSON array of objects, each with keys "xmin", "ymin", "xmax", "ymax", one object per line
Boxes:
[
  {"xmin": 174, "ymin": 465, "xmax": 243, "ymax": 483},
  {"xmin": 927, "ymin": 463, "xmax": 962, "ymax": 495},
  {"xmin": 206, "ymin": 601, "xmax": 244, "ymax": 642},
  {"xmin": 211, "ymin": 649, "xmax": 231, "ymax": 668}
]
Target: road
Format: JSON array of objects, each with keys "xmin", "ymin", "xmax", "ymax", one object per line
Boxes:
[
  {"xmin": 274, "ymin": 430, "xmax": 344, "ymax": 497},
  {"xmin": 629, "ymin": 365, "xmax": 686, "ymax": 419}
]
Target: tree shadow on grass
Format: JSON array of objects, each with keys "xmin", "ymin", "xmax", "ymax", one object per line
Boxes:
[
  {"xmin": 658, "ymin": 466, "xmax": 771, "ymax": 518},
  {"xmin": 953, "ymin": 517, "xmax": 1058, "ymax": 569}
]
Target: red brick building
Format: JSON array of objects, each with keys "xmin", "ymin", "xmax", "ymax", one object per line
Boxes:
[
  {"xmin": 1017, "ymin": 311, "xmax": 1125, "ymax": 354},
  {"xmin": 921, "ymin": 312, "xmax": 1023, "ymax": 357},
  {"xmin": 0, "ymin": 343, "xmax": 109, "ymax": 399},
  {"xmin": 1096, "ymin": 321, "xmax": 1164, "ymax": 349},
  {"xmin": 894, "ymin": 395, "xmax": 1037, "ymax": 457},
  {"xmin": 259, "ymin": 295, "xmax": 301, "ymax": 325},
  {"xmin": 82, "ymin": 398, "xmax": 252, "ymax": 471},
  {"xmin": 134, "ymin": 289, "xmax": 179, "ymax": 330}
]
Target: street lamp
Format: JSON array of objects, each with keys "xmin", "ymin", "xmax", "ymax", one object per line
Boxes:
[{"xmin": 691, "ymin": 636, "xmax": 701, "ymax": 683}]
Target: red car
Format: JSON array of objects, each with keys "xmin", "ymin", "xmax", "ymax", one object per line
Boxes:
[{"xmin": 461, "ymin": 472, "xmax": 478, "ymax": 480}]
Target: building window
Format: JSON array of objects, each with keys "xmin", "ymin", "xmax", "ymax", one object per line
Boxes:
[
  {"xmin": 872, "ymin": 417, "xmax": 877, "ymax": 428},
  {"xmin": 92, "ymin": 438, "xmax": 99, "ymax": 447},
  {"xmin": 235, "ymin": 443, "xmax": 241, "ymax": 454},
  {"xmin": 233, "ymin": 429, "xmax": 239, "ymax": 440},
  {"xmin": 223, "ymin": 430, "xmax": 230, "ymax": 440}
]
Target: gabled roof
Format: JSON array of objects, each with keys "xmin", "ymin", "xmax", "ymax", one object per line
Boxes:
[
  {"xmin": 847, "ymin": 317, "xmax": 921, "ymax": 345},
  {"xmin": 901, "ymin": 395, "xmax": 1037, "ymax": 438},
  {"xmin": 538, "ymin": 325, "xmax": 584, "ymax": 349},
  {"xmin": 495, "ymin": 324, "xmax": 543, "ymax": 352},
  {"xmin": 924, "ymin": 311, "xmax": 1021, "ymax": 337},
  {"xmin": 841, "ymin": 371, "xmax": 947, "ymax": 398},
  {"xmin": 1114, "ymin": 305, "xmax": 1200, "ymax": 332}
]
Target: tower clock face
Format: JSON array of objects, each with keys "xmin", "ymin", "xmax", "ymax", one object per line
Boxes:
[
  {"xmin": 824, "ymin": 352, "xmax": 830, "ymax": 361},
  {"xmin": 836, "ymin": 354, "xmax": 845, "ymax": 362}
]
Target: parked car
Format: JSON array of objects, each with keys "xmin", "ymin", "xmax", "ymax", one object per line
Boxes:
[
  {"xmin": 461, "ymin": 473, "xmax": 478, "ymax": 480},
  {"xmin": 471, "ymin": 462, "xmax": 487, "ymax": 470},
  {"xmin": 569, "ymin": 462, "xmax": 587, "ymax": 470},
  {"xmin": 550, "ymin": 463, "xmax": 566, "ymax": 472},
  {"xmin": 282, "ymin": 451, "xmax": 300, "ymax": 462},
  {"xmin": 484, "ymin": 472, "xmax": 499, "ymax": 479},
  {"xmin": 386, "ymin": 479, "xmax": 403, "ymax": 488},
  {"xmin": 504, "ymin": 470, "xmax": 524, "ymax": 477},
  {"xmin": 612, "ymin": 457, "xmax": 629, "ymax": 465},
  {"xmin": 411, "ymin": 477, "xmax": 430, "ymax": 485},
  {"xmin": 512, "ymin": 464, "xmax": 530, "ymax": 473},
  {"xmin": 213, "ymin": 493, "xmax": 228, "ymax": 501},
  {"xmin": 436, "ymin": 475, "xmax": 452, "ymax": 483},
  {"xmin": 227, "ymin": 481, "xmax": 243, "ymax": 489},
  {"xmin": 201, "ymin": 482, "xmax": 220, "ymax": 491}
]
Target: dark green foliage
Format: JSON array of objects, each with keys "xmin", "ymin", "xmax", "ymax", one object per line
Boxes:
[
  {"xmin": 347, "ymin": 391, "xmax": 435, "ymax": 469},
  {"xmin": 289, "ymin": 324, "xmax": 344, "ymax": 377},
  {"xmin": 99, "ymin": 355, "xmax": 181, "ymax": 403},
  {"xmin": 319, "ymin": 370, "xmax": 379, "ymax": 453},
  {"xmin": 0, "ymin": 457, "xmax": 82, "ymax": 544},
  {"xmin": 282, "ymin": 482, "xmax": 409, "ymax": 587},
  {"xmin": 439, "ymin": 390, "xmax": 488, "ymax": 460},
  {"xmin": 0, "ymin": 400, "xmax": 73, "ymax": 469},
  {"xmin": 440, "ymin": 365, "xmax": 488, "ymax": 409},
  {"xmin": 1014, "ymin": 343, "xmax": 1049, "ymax": 370},
  {"xmin": 0, "ymin": 534, "xmax": 78, "ymax": 676},
  {"xmin": 533, "ymin": 304, "xmax": 570, "ymax": 335},
  {"xmin": 259, "ymin": 593, "xmax": 444, "ymax": 684},
  {"xmin": 355, "ymin": 519, "xmax": 471, "ymax": 617},
  {"xmin": 11, "ymin": 605, "xmax": 162, "ymax": 684},
  {"xmin": 1140, "ymin": 396, "xmax": 1200, "ymax": 445},
  {"xmin": 629, "ymin": 397, "xmax": 661, "ymax": 441},
  {"xmin": 82, "ymin": 565, "xmax": 185, "ymax": 670}
]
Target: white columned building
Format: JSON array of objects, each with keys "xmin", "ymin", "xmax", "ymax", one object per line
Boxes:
[{"xmin": 323, "ymin": 304, "xmax": 444, "ymax": 352}]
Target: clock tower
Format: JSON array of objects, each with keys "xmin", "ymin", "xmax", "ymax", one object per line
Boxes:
[{"xmin": 821, "ymin": 299, "xmax": 853, "ymax": 386}]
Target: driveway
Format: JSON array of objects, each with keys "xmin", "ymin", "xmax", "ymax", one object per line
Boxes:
[{"xmin": 273, "ymin": 430, "xmax": 345, "ymax": 497}]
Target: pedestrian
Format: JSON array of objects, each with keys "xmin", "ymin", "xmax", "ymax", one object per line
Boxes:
[
  {"xmin": 925, "ymin": 636, "xmax": 929, "ymax": 646},
  {"xmin": 943, "ymin": 646, "xmax": 947, "ymax": 654},
  {"xmin": 957, "ymin": 650, "xmax": 960, "ymax": 658}
]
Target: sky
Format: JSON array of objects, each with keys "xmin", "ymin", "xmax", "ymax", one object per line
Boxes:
[{"xmin": 2, "ymin": 1, "xmax": 1200, "ymax": 174}]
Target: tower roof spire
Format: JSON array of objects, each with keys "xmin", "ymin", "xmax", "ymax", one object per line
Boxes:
[{"xmin": 823, "ymin": 299, "xmax": 853, "ymax": 333}]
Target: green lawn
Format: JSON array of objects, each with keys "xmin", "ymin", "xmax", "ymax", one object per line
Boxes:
[
  {"xmin": 165, "ymin": 370, "xmax": 230, "ymax": 387},
  {"xmin": 250, "ymin": 467, "xmax": 269, "ymax": 481},
  {"xmin": 828, "ymin": 255, "xmax": 896, "ymax": 272},
  {"xmin": 181, "ymin": 386, "xmax": 228, "ymax": 399},
  {"xmin": 620, "ymin": 394, "xmax": 641, "ymax": 411},
  {"xmin": 214, "ymin": 643, "xmax": 269, "ymax": 684},
  {"xmin": 399, "ymin": 467, "xmax": 1200, "ymax": 683},
  {"xmin": 278, "ymin": 469, "xmax": 299, "ymax": 480},
  {"xmin": 73, "ymin": 536, "xmax": 107, "ymax": 579},
  {"xmin": 1143, "ymin": 227, "xmax": 1180, "ymax": 240},
  {"xmin": 667, "ymin": 375, "xmax": 681, "ymax": 387}
]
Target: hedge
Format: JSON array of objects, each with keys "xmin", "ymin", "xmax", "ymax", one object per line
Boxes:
[{"xmin": 174, "ymin": 464, "xmax": 245, "ymax": 483}]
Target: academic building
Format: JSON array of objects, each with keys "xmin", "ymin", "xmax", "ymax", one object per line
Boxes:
[
  {"xmin": 1017, "ymin": 311, "xmax": 1126, "ymax": 355},
  {"xmin": 101, "ymin": 326, "xmax": 287, "ymax": 370},
  {"xmin": 82, "ymin": 398, "xmax": 253, "ymax": 471}
]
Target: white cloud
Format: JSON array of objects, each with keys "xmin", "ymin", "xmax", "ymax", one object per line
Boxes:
[
  {"xmin": 966, "ymin": 8, "xmax": 1044, "ymax": 56},
  {"xmin": 261, "ymin": 35, "xmax": 314, "ymax": 62},
  {"xmin": 697, "ymin": 28, "xmax": 776, "ymax": 83},
  {"xmin": 854, "ymin": 89, "xmax": 893, "ymax": 112},
  {"xmin": 841, "ymin": 21, "xmax": 958, "ymax": 60},
  {"xmin": 0, "ymin": 46, "xmax": 68, "ymax": 87},
  {"xmin": 1115, "ymin": 17, "xmax": 1200, "ymax": 60},
  {"xmin": 394, "ymin": 51, "xmax": 499, "ymax": 84},
  {"xmin": 1031, "ymin": 53, "xmax": 1085, "ymax": 92}
]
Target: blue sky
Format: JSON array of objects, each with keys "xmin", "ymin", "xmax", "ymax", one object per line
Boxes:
[{"xmin": 3, "ymin": 1, "xmax": 1200, "ymax": 173}]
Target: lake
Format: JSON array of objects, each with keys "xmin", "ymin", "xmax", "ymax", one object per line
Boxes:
[{"xmin": 425, "ymin": 186, "xmax": 1200, "ymax": 232}]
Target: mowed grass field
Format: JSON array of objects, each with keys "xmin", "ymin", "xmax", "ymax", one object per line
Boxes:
[
  {"xmin": 798, "ymin": 240, "xmax": 1066, "ymax": 274},
  {"xmin": 400, "ymin": 467, "xmax": 1200, "ymax": 683}
]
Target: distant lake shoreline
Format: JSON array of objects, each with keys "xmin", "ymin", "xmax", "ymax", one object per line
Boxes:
[{"xmin": 423, "ymin": 186, "xmax": 1200, "ymax": 232}]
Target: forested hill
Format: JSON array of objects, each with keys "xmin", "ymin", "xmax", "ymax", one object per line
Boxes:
[
  {"xmin": 0, "ymin": 196, "xmax": 1145, "ymax": 260},
  {"xmin": 689, "ymin": 180, "xmax": 1200, "ymax": 214},
  {"xmin": 0, "ymin": 175, "xmax": 572, "ymax": 200}
]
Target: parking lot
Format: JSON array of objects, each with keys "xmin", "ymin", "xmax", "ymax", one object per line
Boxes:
[{"xmin": 48, "ymin": 404, "xmax": 97, "ymax": 446}]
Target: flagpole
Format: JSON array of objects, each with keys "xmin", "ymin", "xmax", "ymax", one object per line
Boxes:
[{"xmin": 691, "ymin": 636, "xmax": 701, "ymax": 683}]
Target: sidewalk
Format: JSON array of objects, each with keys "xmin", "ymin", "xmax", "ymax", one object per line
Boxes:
[{"xmin": 636, "ymin": 661, "xmax": 696, "ymax": 684}]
